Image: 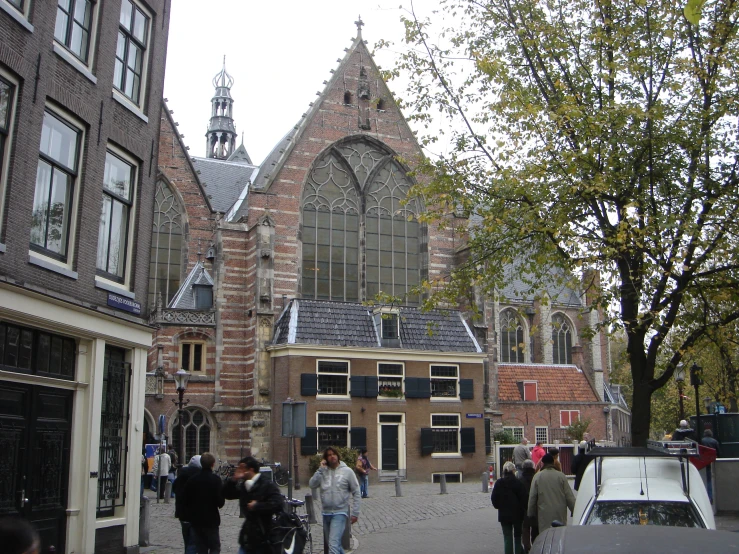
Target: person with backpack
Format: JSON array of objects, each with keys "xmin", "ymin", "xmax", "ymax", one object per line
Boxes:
[{"xmin": 223, "ymin": 456, "xmax": 285, "ymax": 554}]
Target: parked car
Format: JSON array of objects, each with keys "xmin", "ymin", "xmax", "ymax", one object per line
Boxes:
[
  {"xmin": 572, "ymin": 442, "xmax": 715, "ymax": 529},
  {"xmin": 531, "ymin": 525, "xmax": 738, "ymax": 554}
]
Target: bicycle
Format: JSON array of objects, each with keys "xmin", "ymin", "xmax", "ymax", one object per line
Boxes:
[
  {"xmin": 216, "ymin": 459, "xmax": 235, "ymax": 482},
  {"xmin": 284, "ymin": 497, "xmax": 313, "ymax": 554},
  {"xmin": 262, "ymin": 459, "xmax": 289, "ymax": 486}
]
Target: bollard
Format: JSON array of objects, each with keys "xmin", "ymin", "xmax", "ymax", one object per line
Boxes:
[
  {"xmin": 342, "ymin": 515, "xmax": 351, "ymax": 550},
  {"xmin": 439, "ymin": 473, "xmax": 447, "ymax": 494},
  {"xmin": 489, "ymin": 465, "xmax": 495, "ymax": 489},
  {"xmin": 394, "ymin": 475, "xmax": 402, "ymax": 497},
  {"xmin": 482, "ymin": 471, "xmax": 489, "ymax": 493},
  {"xmin": 305, "ymin": 492, "xmax": 317, "ymax": 524},
  {"xmin": 139, "ymin": 495, "xmax": 150, "ymax": 547},
  {"xmin": 163, "ymin": 480, "xmax": 172, "ymax": 503}
]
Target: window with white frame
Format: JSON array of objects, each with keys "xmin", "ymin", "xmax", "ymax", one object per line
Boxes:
[
  {"xmin": 503, "ymin": 426, "xmax": 524, "ymax": 442},
  {"xmin": 431, "ymin": 413, "xmax": 460, "ymax": 454},
  {"xmin": 97, "ymin": 149, "xmax": 136, "ymax": 282},
  {"xmin": 180, "ymin": 341, "xmax": 205, "ymax": 372},
  {"xmin": 4, "ymin": 0, "xmax": 29, "ymax": 19},
  {"xmin": 55, "ymin": 0, "xmax": 95, "ymax": 64},
  {"xmin": 381, "ymin": 313, "xmax": 399, "ymax": 339},
  {"xmin": 378, "ymin": 362, "xmax": 404, "ymax": 398},
  {"xmin": 560, "ymin": 410, "xmax": 580, "ymax": 428},
  {"xmin": 552, "ymin": 313, "xmax": 573, "ymax": 365},
  {"xmin": 0, "ymin": 72, "xmax": 17, "ymax": 240},
  {"xmin": 114, "ymin": 0, "xmax": 150, "ymax": 106},
  {"xmin": 430, "ymin": 365, "xmax": 459, "ymax": 398},
  {"xmin": 500, "ymin": 309, "xmax": 525, "ymax": 363},
  {"xmin": 30, "ymin": 110, "xmax": 82, "ymax": 261},
  {"xmin": 535, "ymin": 426, "xmax": 549, "ymax": 444},
  {"xmin": 317, "ymin": 360, "xmax": 349, "ymax": 396},
  {"xmin": 317, "ymin": 412, "xmax": 350, "ymax": 449}
]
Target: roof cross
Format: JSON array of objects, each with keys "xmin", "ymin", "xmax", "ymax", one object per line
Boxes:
[{"xmin": 355, "ymin": 15, "xmax": 364, "ymax": 37}]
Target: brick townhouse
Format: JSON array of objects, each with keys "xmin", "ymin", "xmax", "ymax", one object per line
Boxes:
[{"xmin": 0, "ymin": 0, "xmax": 170, "ymax": 552}]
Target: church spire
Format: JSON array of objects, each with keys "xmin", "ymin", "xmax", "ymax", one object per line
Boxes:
[{"xmin": 205, "ymin": 56, "xmax": 237, "ymax": 159}]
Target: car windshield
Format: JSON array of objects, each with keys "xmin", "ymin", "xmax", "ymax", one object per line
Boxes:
[{"xmin": 585, "ymin": 501, "xmax": 704, "ymax": 527}]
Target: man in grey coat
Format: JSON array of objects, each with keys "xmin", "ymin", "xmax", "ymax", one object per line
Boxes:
[
  {"xmin": 513, "ymin": 437, "xmax": 531, "ymax": 477},
  {"xmin": 309, "ymin": 447, "xmax": 361, "ymax": 554},
  {"xmin": 527, "ymin": 454, "xmax": 575, "ymax": 533}
]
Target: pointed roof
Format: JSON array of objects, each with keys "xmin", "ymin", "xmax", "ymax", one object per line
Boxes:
[
  {"xmin": 212, "ymin": 55, "xmax": 234, "ymax": 91},
  {"xmin": 497, "ymin": 363, "xmax": 602, "ymax": 402},
  {"xmin": 191, "ymin": 156, "xmax": 257, "ymax": 214},
  {"xmin": 227, "ymin": 141, "xmax": 253, "ymax": 165},
  {"xmin": 168, "ymin": 262, "xmax": 214, "ymax": 310}
]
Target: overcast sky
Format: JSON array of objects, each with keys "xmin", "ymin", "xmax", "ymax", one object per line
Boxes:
[{"xmin": 163, "ymin": 1, "xmax": 441, "ymax": 165}]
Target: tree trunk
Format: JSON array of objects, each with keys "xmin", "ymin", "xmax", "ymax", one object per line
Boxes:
[{"xmin": 630, "ymin": 379, "xmax": 653, "ymax": 446}]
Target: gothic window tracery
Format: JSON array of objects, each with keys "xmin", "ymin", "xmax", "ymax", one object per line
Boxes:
[
  {"xmin": 172, "ymin": 407, "xmax": 212, "ymax": 462},
  {"xmin": 148, "ymin": 179, "xmax": 183, "ymax": 308},
  {"xmin": 500, "ymin": 309, "xmax": 525, "ymax": 363},
  {"xmin": 301, "ymin": 138, "xmax": 422, "ymax": 303},
  {"xmin": 551, "ymin": 313, "xmax": 573, "ymax": 365}
]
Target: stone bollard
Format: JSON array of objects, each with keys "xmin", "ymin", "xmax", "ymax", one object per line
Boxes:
[
  {"xmin": 482, "ymin": 471, "xmax": 489, "ymax": 493},
  {"xmin": 139, "ymin": 495, "xmax": 150, "ymax": 546},
  {"xmin": 163, "ymin": 481, "xmax": 172, "ymax": 503},
  {"xmin": 305, "ymin": 492, "xmax": 317, "ymax": 524},
  {"xmin": 440, "ymin": 474, "xmax": 448, "ymax": 494},
  {"xmin": 394, "ymin": 475, "xmax": 402, "ymax": 497}
]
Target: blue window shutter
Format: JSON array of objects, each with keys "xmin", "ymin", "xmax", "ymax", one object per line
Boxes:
[
  {"xmin": 485, "ymin": 418, "xmax": 492, "ymax": 454},
  {"xmin": 406, "ymin": 377, "xmax": 431, "ymax": 399},
  {"xmin": 461, "ymin": 427, "xmax": 476, "ymax": 453},
  {"xmin": 460, "ymin": 379, "xmax": 474, "ymax": 399},
  {"xmin": 350, "ymin": 376, "xmax": 366, "ymax": 397},
  {"xmin": 301, "ymin": 427, "xmax": 318, "ymax": 455},
  {"xmin": 351, "ymin": 427, "xmax": 367, "ymax": 450},
  {"xmin": 365, "ymin": 376, "xmax": 378, "ymax": 398},
  {"xmin": 301, "ymin": 373, "xmax": 318, "ymax": 396},
  {"xmin": 421, "ymin": 428, "xmax": 434, "ymax": 455}
]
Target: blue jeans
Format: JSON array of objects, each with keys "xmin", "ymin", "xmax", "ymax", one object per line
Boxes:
[
  {"xmin": 181, "ymin": 521, "xmax": 197, "ymax": 554},
  {"xmin": 323, "ymin": 513, "xmax": 348, "ymax": 554},
  {"xmin": 706, "ymin": 465, "xmax": 714, "ymax": 503},
  {"xmin": 359, "ymin": 473, "xmax": 369, "ymax": 497}
]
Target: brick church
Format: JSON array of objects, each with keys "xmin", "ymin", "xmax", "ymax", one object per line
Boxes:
[{"xmin": 144, "ymin": 21, "xmax": 629, "ymax": 484}]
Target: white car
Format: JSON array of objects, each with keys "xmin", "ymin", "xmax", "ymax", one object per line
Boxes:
[{"xmin": 572, "ymin": 442, "xmax": 715, "ymax": 529}]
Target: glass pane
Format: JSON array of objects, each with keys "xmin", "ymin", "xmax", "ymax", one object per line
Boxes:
[
  {"xmin": 18, "ymin": 329, "xmax": 33, "ymax": 369},
  {"xmin": 46, "ymin": 169, "xmax": 71, "ymax": 255},
  {"xmin": 318, "ymin": 427, "xmax": 348, "ymax": 449},
  {"xmin": 199, "ymin": 425, "xmax": 210, "ymax": 455},
  {"xmin": 55, "ymin": 9, "xmax": 69, "ymax": 43},
  {"xmin": 125, "ymin": 68, "xmax": 135, "ymax": 98},
  {"xmin": 193, "ymin": 344, "xmax": 203, "ymax": 371},
  {"xmin": 37, "ymin": 333, "xmax": 50, "ymax": 373},
  {"xmin": 70, "ymin": 25, "xmax": 88, "ymax": 61},
  {"xmin": 317, "ymin": 413, "xmax": 349, "ymax": 425},
  {"xmin": 119, "ymin": 0, "xmax": 132, "ymax": 29},
  {"xmin": 318, "ymin": 375, "xmax": 348, "ymax": 395},
  {"xmin": 318, "ymin": 361, "xmax": 349, "ymax": 373},
  {"xmin": 50, "ymin": 336, "xmax": 63, "ymax": 375},
  {"xmin": 61, "ymin": 338, "xmax": 76, "ymax": 378},
  {"xmin": 432, "ymin": 414, "xmax": 459, "ymax": 427},
  {"xmin": 0, "ymin": 79, "xmax": 11, "ymax": 130},
  {"xmin": 181, "ymin": 345, "xmax": 191, "ymax": 372},
  {"xmin": 431, "ymin": 365, "xmax": 458, "ymax": 377},
  {"xmin": 106, "ymin": 200, "xmax": 127, "ymax": 277},
  {"xmin": 31, "ymin": 161, "xmax": 52, "ymax": 248},
  {"xmin": 40, "ymin": 112, "xmax": 79, "ymax": 170},
  {"xmin": 97, "ymin": 196, "xmax": 112, "ymax": 270},
  {"xmin": 74, "ymin": 0, "xmax": 91, "ymax": 26},
  {"xmin": 133, "ymin": 7, "xmax": 147, "ymax": 43},
  {"xmin": 5, "ymin": 326, "xmax": 18, "ymax": 367},
  {"xmin": 193, "ymin": 409, "xmax": 204, "ymax": 425},
  {"xmin": 114, "ymin": 59, "xmax": 124, "ymax": 90},
  {"xmin": 127, "ymin": 43, "xmax": 142, "ymax": 72}
]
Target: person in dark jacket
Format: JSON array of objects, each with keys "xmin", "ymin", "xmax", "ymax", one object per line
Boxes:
[
  {"xmin": 571, "ymin": 441, "xmax": 591, "ymax": 491},
  {"xmin": 492, "ymin": 461, "xmax": 527, "ymax": 554},
  {"xmin": 223, "ymin": 456, "xmax": 284, "ymax": 554},
  {"xmin": 182, "ymin": 452, "xmax": 225, "ymax": 554},
  {"xmin": 673, "ymin": 419, "xmax": 696, "ymax": 442},
  {"xmin": 518, "ymin": 459, "xmax": 538, "ymax": 552},
  {"xmin": 701, "ymin": 429, "xmax": 720, "ymax": 504},
  {"xmin": 174, "ymin": 455, "xmax": 201, "ymax": 554}
]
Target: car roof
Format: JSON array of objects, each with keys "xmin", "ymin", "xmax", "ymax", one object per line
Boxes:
[
  {"xmin": 597, "ymin": 476, "xmax": 689, "ymax": 502},
  {"xmin": 531, "ymin": 525, "xmax": 739, "ymax": 554}
]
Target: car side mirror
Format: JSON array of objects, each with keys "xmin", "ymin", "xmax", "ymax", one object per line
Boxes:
[{"xmin": 551, "ymin": 520, "xmax": 565, "ymax": 527}]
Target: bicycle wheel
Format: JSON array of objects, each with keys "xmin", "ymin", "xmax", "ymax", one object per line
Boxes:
[
  {"xmin": 274, "ymin": 467, "xmax": 289, "ymax": 487},
  {"xmin": 304, "ymin": 529, "xmax": 313, "ymax": 554}
]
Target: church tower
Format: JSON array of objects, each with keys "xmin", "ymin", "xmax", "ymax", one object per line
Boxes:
[{"xmin": 205, "ymin": 57, "xmax": 237, "ymax": 159}]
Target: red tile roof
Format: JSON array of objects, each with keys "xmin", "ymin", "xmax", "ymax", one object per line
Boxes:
[{"xmin": 498, "ymin": 364, "xmax": 600, "ymax": 402}]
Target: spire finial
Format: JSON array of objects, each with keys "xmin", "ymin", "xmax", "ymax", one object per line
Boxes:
[
  {"xmin": 241, "ymin": 132, "xmax": 244, "ymax": 146},
  {"xmin": 355, "ymin": 15, "xmax": 364, "ymax": 37},
  {"xmin": 213, "ymin": 56, "xmax": 234, "ymax": 89}
]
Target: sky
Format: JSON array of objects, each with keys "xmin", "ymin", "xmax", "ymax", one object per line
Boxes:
[{"xmin": 163, "ymin": 1, "xmax": 441, "ymax": 165}]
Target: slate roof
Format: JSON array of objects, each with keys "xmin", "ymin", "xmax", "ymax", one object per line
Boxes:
[
  {"xmin": 497, "ymin": 363, "xmax": 601, "ymax": 402},
  {"xmin": 272, "ymin": 299, "xmax": 481, "ymax": 352},
  {"xmin": 228, "ymin": 143, "xmax": 253, "ymax": 165},
  {"xmin": 168, "ymin": 262, "xmax": 214, "ymax": 309},
  {"xmin": 191, "ymin": 156, "xmax": 257, "ymax": 214}
]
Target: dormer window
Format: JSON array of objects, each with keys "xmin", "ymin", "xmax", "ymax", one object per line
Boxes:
[
  {"xmin": 521, "ymin": 381, "xmax": 538, "ymax": 401},
  {"xmin": 382, "ymin": 313, "xmax": 398, "ymax": 339},
  {"xmin": 374, "ymin": 308, "xmax": 400, "ymax": 347},
  {"xmin": 193, "ymin": 284, "xmax": 213, "ymax": 310}
]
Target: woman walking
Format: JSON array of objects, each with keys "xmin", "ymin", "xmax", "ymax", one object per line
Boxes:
[
  {"xmin": 491, "ymin": 461, "xmax": 527, "ymax": 554},
  {"xmin": 518, "ymin": 459, "xmax": 538, "ymax": 552}
]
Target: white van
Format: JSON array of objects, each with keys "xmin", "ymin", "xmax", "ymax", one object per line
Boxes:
[{"xmin": 572, "ymin": 441, "xmax": 715, "ymax": 529}]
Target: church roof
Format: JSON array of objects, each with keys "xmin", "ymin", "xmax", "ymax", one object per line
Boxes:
[
  {"xmin": 228, "ymin": 142, "xmax": 253, "ymax": 165},
  {"xmin": 497, "ymin": 363, "xmax": 601, "ymax": 403},
  {"xmin": 272, "ymin": 299, "xmax": 482, "ymax": 352},
  {"xmin": 191, "ymin": 156, "xmax": 257, "ymax": 214},
  {"xmin": 168, "ymin": 262, "xmax": 214, "ymax": 310}
]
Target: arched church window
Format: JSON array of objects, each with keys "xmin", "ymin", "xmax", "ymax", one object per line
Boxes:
[
  {"xmin": 500, "ymin": 309, "xmax": 525, "ymax": 363},
  {"xmin": 148, "ymin": 180, "xmax": 183, "ymax": 309},
  {"xmin": 172, "ymin": 407, "xmax": 212, "ymax": 462},
  {"xmin": 551, "ymin": 313, "xmax": 573, "ymax": 365},
  {"xmin": 301, "ymin": 139, "xmax": 422, "ymax": 303}
]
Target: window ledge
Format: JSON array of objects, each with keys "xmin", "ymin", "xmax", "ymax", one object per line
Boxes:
[
  {"xmin": 0, "ymin": 1, "xmax": 33, "ymax": 32},
  {"xmin": 378, "ymin": 396, "xmax": 406, "ymax": 401},
  {"xmin": 430, "ymin": 398, "xmax": 462, "ymax": 403},
  {"xmin": 29, "ymin": 252, "xmax": 78, "ymax": 279},
  {"xmin": 316, "ymin": 395, "xmax": 351, "ymax": 401},
  {"xmin": 0, "ymin": 243, "xmax": 5, "ymax": 253},
  {"xmin": 112, "ymin": 89, "xmax": 148, "ymax": 123},
  {"xmin": 95, "ymin": 276, "xmax": 134, "ymax": 299},
  {"xmin": 53, "ymin": 43, "xmax": 97, "ymax": 84},
  {"xmin": 431, "ymin": 453, "xmax": 463, "ymax": 459}
]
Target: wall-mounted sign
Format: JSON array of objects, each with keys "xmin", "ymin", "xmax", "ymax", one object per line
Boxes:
[
  {"xmin": 466, "ymin": 413, "xmax": 483, "ymax": 419},
  {"xmin": 107, "ymin": 293, "xmax": 141, "ymax": 315}
]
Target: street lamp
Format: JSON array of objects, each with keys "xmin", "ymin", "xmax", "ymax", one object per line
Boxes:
[
  {"xmin": 172, "ymin": 369, "xmax": 190, "ymax": 468},
  {"xmin": 690, "ymin": 363, "xmax": 703, "ymax": 439},
  {"xmin": 674, "ymin": 363, "xmax": 686, "ymax": 423}
]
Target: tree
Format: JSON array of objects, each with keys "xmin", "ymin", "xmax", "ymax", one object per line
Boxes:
[{"xmin": 388, "ymin": 0, "xmax": 739, "ymax": 445}]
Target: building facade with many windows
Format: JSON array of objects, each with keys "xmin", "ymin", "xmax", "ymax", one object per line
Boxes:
[{"xmin": 0, "ymin": 0, "xmax": 169, "ymax": 552}]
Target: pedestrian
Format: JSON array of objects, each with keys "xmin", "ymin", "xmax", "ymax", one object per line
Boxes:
[
  {"xmin": 571, "ymin": 441, "xmax": 590, "ymax": 491},
  {"xmin": 527, "ymin": 454, "xmax": 576, "ymax": 534},
  {"xmin": 518, "ymin": 459, "xmax": 538, "ymax": 552},
  {"xmin": 701, "ymin": 429, "xmax": 720, "ymax": 504},
  {"xmin": 182, "ymin": 452, "xmax": 225, "ymax": 554},
  {"xmin": 536, "ymin": 447, "xmax": 562, "ymax": 472},
  {"xmin": 0, "ymin": 516, "xmax": 41, "ymax": 554},
  {"xmin": 223, "ymin": 456, "xmax": 285, "ymax": 554},
  {"xmin": 583, "ymin": 432, "xmax": 596, "ymax": 451},
  {"xmin": 530, "ymin": 441, "xmax": 546, "ymax": 466},
  {"xmin": 174, "ymin": 455, "xmax": 202, "ymax": 554},
  {"xmin": 673, "ymin": 419, "xmax": 696, "ymax": 442},
  {"xmin": 152, "ymin": 446, "xmax": 172, "ymax": 499},
  {"xmin": 309, "ymin": 447, "xmax": 361, "ymax": 554},
  {"xmin": 168, "ymin": 446, "xmax": 180, "ymax": 469},
  {"xmin": 491, "ymin": 461, "xmax": 527, "ymax": 554},
  {"xmin": 513, "ymin": 437, "xmax": 531, "ymax": 476},
  {"xmin": 355, "ymin": 448, "xmax": 377, "ymax": 498}
]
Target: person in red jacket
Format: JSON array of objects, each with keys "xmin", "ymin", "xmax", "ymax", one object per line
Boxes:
[{"xmin": 531, "ymin": 441, "xmax": 546, "ymax": 466}]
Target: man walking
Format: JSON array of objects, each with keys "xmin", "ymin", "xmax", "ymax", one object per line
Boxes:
[
  {"xmin": 513, "ymin": 437, "xmax": 531, "ymax": 477},
  {"xmin": 701, "ymin": 429, "xmax": 720, "ymax": 504},
  {"xmin": 173, "ymin": 455, "xmax": 201, "ymax": 554},
  {"xmin": 152, "ymin": 447, "xmax": 172, "ymax": 500},
  {"xmin": 309, "ymin": 447, "xmax": 361, "ymax": 554},
  {"xmin": 182, "ymin": 452, "xmax": 224, "ymax": 554},
  {"xmin": 673, "ymin": 419, "xmax": 696, "ymax": 442},
  {"xmin": 527, "ymin": 454, "xmax": 575, "ymax": 533},
  {"xmin": 355, "ymin": 448, "xmax": 377, "ymax": 498},
  {"xmin": 223, "ymin": 456, "xmax": 284, "ymax": 554}
]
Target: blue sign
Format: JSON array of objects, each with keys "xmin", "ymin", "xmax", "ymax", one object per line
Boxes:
[
  {"xmin": 107, "ymin": 293, "xmax": 141, "ymax": 315},
  {"xmin": 466, "ymin": 413, "xmax": 484, "ymax": 419}
]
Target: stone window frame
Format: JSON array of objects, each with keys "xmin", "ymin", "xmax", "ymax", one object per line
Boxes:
[
  {"xmin": 172, "ymin": 406, "xmax": 213, "ymax": 462},
  {"xmin": 430, "ymin": 413, "xmax": 461, "ymax": 458},
  {"xmin": 551, "ymin": 312, "xmax": 574, "ymax": 365},
  {"xmin": 500, "ymin": 308, "xmax": 526, "ymax": 363},
  {"xmin": 148, "ymin": 177, "xmax": 185, "ymax": 309},
  {"xmin": 179, "ymin": 340, "xmax": 206, "ymax": 373}
]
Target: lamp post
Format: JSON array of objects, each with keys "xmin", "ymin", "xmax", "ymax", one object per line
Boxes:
[
  {"xmin": 172, "ymin": 369, "xmax": 190, "ymax": 468},
  {"xmin": 674, "ymin": 363, "xmax": 686, "ymax": 423},
  {"xmin": 690, "ymin": 363, "xmax": 703, "ymax": 440}
]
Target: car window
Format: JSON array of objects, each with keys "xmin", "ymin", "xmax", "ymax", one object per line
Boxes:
[{"xmin": 585, "ymin": 501, "xmax": 704, "ymax": 527}]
